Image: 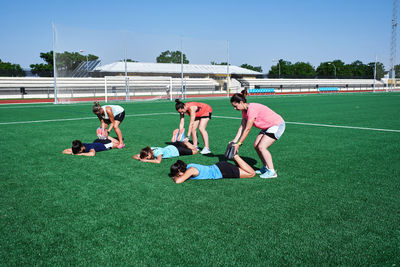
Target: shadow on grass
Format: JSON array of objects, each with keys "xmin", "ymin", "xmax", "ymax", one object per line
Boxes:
[{"xmin": 203, "ymin": 153, "xmax": 258, "ymax": 168}]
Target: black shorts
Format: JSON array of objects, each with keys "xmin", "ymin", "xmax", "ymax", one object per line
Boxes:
[
  {"xmin": 93, "ymin": 138, "xmax": 112, "ymax": 145},
  {"xmin": 215, "ymin": 161, "xmax": 240, "ymax": 178},
  {"xmin": 92, "ymin": 138, "xmax": 113, "ymax": 150},
  {"xmin": 104, "ymin": 111, "xmax": 125, "ymax": 124},
  {"xmin": 173, "ymin": 142, "xmax": 193, "ymax": 156},
  {"xmin": 195, "ymin": 112, "xmax": 212, "ymax": 121}
]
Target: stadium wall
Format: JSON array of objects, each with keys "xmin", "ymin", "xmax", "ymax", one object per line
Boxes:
[{"xmin": 0, "ymin": 77, "xmax": 397, "ymax": 103}]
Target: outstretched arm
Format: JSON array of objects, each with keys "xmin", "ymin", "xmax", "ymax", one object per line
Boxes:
[
  {"xmin": 232, "ymin": 118, "xmax": 247, "ymax": 143},
  {"xmin": 62, "ymin": 148, "xmax": 73, "ymax": 154},
  {"xmin": 76, "ymin": 149, "xmax": 96, "ymax": 157},
  {"xmin": 232, "ymin": 118, "xmax": 254, "ymax": 153},
  {"xmin": 179, "ymin": 113, "xmax": 185, "ymax": 130},
  {"xmin": 186, "ymin": 107, "xmax": 197, "ymax": 140},
  {"xmin": 105, "ymin": 107, "xmax": 115, "ymax": 132},
  {"xmin": 140, "ymin": 154, "xmax": 163, "ymax": 164},
  {"xmin": 132, "ymin": 154, "xmax": 141, "ymax": 160}
]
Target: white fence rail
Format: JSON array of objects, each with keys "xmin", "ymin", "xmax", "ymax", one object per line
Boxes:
[{"xmin": 0, "ymin": 77, "xmax": 397, "ymax": 100}]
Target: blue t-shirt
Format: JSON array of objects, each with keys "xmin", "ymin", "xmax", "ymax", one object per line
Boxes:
[
  {"xmin": 83, "ymin": 142, "xmax": 107, "ymax": 152},
  {"xmin": 187, "ymin": 163, "xmax": 223, "ymax": 180},
  {"xmin": 152, "ymin": 145, "xmax": 179, "ymax": 159}
]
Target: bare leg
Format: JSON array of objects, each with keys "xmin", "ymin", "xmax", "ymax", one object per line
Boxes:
[
  {"xmin": 233, "ymin": 155, "xmax": 255, "ymax": 178},
  {"xmin": 256, "ymin": 135, "xmax": 276, "ymax": 170},
  {"xmin": 253, "ymin": 133, "xmax": 266, "ymax": 166},
  {"xmin": 183, "ymin": 139, "xmax": 198, "ymax": 155},
  {"xmin": 113, "ymin": 121, "xmax": 124, "ymax": 145},
  {"xmin": 198, "ymin": 118, "xmax": 210, "ymax": 148},
  {"xmin": 191, "ymin": 120, "xmax": 200, "ymax": 147},
  {"xmin": 107, "ymin": 135, "xmax": 120, "ymax": 148}
]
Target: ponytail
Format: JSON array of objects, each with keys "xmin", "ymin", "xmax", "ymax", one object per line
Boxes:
[
  {"xmin": 230, "ymin": 89, "xmax": 248, "ymax": 103},
  {"xmin": 175, "ymin": 99, "xmax": 185, "ymax": 111},
  {"xmin": 169, "ymin": 160, "xmax": 187, "ymax": 177},
  {"xmin": 92, "ymin": 101, "xmax": 102, "ymax": 113}
]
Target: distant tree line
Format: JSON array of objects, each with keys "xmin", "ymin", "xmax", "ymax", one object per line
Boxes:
[
  {"xmin": 268, "ymin": 59, "xmax": 387, "ymax": 79},
  {"xmin": 0, "ymin": 59, "xmax": 25, "ymax": 77},
  {"xmin": 0, "ymin": 50, "xmax": 398, "ymax": 79}
]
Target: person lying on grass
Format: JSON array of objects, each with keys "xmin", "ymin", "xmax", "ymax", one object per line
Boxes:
[
  {"xmin": 133, "ymin": 140, "xmax": 198, "ymax": 164},
  {"xmin": 62, "ymin": 136, "xmax": 119, "ymax": 156},
  {"xmin": 169, "ymin": 154, "xmax": 255, "ymax": 183}
]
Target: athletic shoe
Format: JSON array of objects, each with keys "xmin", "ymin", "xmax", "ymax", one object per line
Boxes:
[
  {"xmin": 255, "ymin": 166, "xmax": 268, "ymax": 175},
  {"xmin": 171, "ymin": 129, "xmax": 179, "ymax": 142},
  {"xmin": 117, "ymin": 143, "xmax": 125, "ymax": 149},
  {"xmin": 200, "ymin": 147, "xmax": 211, "ymax": 154},
  {"xmin": 260, "ymin": 169, "xmax": 278, "ymax": 179}
]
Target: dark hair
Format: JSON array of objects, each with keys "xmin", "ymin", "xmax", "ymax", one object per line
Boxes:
[
  {"xmin": 140, "ymin": 146, "xmax": 153, "ymax": 159},
  {"xmin": 175, "ymin": 99, "xmax": 185, "ymax": 111},
  {"xmin": 72, "ymin": 140, "xmax": 83, "ymax": 154},
  {"xmin": 230, "ymin": 89, "xmax": 248, "ymax": 103},
  {"xmin": 92, "ymin": 101, "xmax": 102, "ymax": 113},
  {"xmin": 169, "ymin": 160, "xmax": 187, "ymax": 177}
]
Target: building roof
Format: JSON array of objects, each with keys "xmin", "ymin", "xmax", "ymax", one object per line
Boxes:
[{"xmin": 93, "ymin": 62, "xmax": 262, "ymax": 75}]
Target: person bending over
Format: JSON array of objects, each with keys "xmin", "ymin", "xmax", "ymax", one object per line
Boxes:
[
  {"xmin": 133, "ymin": 140, "xmax": 198, "ymax": 164},
  {"xmin": 175, "ymin": 99, "xmax": 212, "ymax": 154},
  {"xmin": 62, "ymin": 136, "xmax": 119, "ymax": 156},
  {"xmin": 230, "ymin": 90, "xmax": 285, "ymax": 179},
  {"xmin": 92, "ymin": 102, "xmax": 125, "ymax": 149},
  {"xmin": 169, "ymin": 154, "xmax": 255, "ymax": 184}
]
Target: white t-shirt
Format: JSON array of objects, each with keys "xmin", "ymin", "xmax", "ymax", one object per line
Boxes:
[{"xmin": 101, "ymin": 105, "xmax": 124, "ymax": 119}]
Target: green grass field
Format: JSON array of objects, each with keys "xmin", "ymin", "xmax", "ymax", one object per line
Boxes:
[{"xmin": 1, "ymin": 93, "xmax": 400, "ymax": 265}]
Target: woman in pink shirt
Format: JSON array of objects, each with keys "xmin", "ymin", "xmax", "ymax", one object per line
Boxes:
[{"xmin": 230, "ymin": 90, "xmax": 285, "ymax": 178}]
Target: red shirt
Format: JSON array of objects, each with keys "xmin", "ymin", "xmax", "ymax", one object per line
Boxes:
[{"xmin": 185, "ymin": 102, "xmax": 212, "ymax": 117}]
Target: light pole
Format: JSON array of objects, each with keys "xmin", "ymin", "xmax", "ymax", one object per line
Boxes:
[
  {"xmin": 272, "ymin": 59, "xmax": 281, "ymax": 78},
  {"xmin": 329, "ymin": 62, "xmax": 337, "ymax": 79},
  {"xmin": 373, "ymin": 55, "xmax": 377, "ymax": 92},
  {"xmin": 79, "ymin": 50, "xmax": 89, "ymax": 76}
]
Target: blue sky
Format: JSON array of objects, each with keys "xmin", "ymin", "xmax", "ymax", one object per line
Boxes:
[{"xmin": 0, "ymin": 0, "xmax": 397, "ymax": 73}]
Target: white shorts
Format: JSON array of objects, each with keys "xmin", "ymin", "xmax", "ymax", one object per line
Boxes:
[{"xmin": 260, "ymin": 122, "xmax": 286, "ymax": 140}]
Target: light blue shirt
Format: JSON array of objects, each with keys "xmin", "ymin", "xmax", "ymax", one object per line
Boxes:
[
  {"xmin": 187, "ymin": 163, "xmax": 223, "ymax": 180},
  {"xmin": 152, "ymin": 145, "xmax": 179, "ymax": 159}
]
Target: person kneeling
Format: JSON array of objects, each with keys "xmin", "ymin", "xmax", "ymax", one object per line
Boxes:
[
  {"xmin": 133, "ymin": 140, "xmax": 198, "ymax": 164},
  {"xmin": 169, "ymin": 154, "xmax": 255, "ymax": 183},
  {"xmin": 62, "ymin": 136, "xmax": 119, "ymax": 156}
]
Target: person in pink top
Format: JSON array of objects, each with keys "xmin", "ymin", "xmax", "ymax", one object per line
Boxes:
[{"xmin": 230, "ymin": 90, "xmax": 285, "ymax": 179}]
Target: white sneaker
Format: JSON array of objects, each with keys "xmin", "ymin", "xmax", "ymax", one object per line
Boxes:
[
  {"xmin": 200, "ymin": 147, "xmax": 211, "ymax": 154},
  {"xmin": 260, "ymin": 170, "xmax": 278, "ymax": 179}
]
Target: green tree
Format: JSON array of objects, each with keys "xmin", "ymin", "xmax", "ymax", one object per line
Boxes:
[
  {"xmin": 316, "ymin": 60, "xmax": 350, "ymax": 78},
  {"xmin": 268, "ymin": 59, "xmax": 294, "ymax": 78},
  {"xmin": 291, "ymin": 62, "xmax": 315, "ymax": 78},
  {"xmin": 0, "ymin": 59, "xmax": 26, "ymax": 77},
  {"xmin": 240, "ymin": 64, "xmax": 262, "ymax": 73},
  {"xmin": 156, "ymin": 50, "xmax": 189, "ymax": 64},
  {"xmin": 30, "ymin": 63, "xmax": 53, "ymax": 77},
  {"xmin": 348, "ymin": 60, "xmax": 369, "ymax": 78},
  {"xmin": 30, "ymin": 51, "xmax": 99, "ymax": 77},
  {"xmin": 394, "ymin": 64, "xmax": 400, "ymax": 78},
  {"xmin": 366, "ymin": 62, "xmax": 385, "ymax": 79}
]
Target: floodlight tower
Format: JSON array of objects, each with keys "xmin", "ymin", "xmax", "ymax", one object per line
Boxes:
[{"xmin": 389, "ymin": 0, "xmax": 398, "ymax": 89}]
